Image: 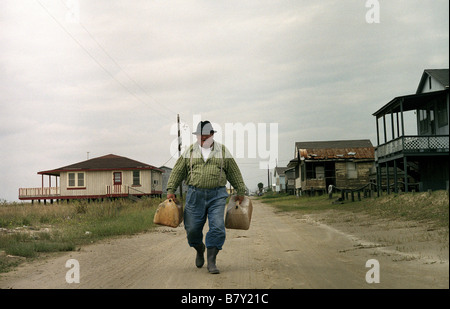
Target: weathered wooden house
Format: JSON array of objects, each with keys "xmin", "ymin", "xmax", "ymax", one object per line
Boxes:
[
  {"xmin": 284, "ymin": 167, "xmax": 296, "ymax": 195},
  {"xmin": 373, "ymin": 69, "xmax": 449, "ymax": 193},
  {"xmin": 287, "ymin": 140, "xmax": 375, "ymax": 196},
  {"xmin": 19, "ymin": 154, "xmax": 163, "ymax": 203}
]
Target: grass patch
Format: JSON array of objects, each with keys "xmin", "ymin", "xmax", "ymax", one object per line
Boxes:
[
  {"xmin": 0, "ymin": 197, "xmax": 162, "ymax": 273},
  {"xmin": 259, "ymin": 190, "xmax": 449, "ymax": 228}
]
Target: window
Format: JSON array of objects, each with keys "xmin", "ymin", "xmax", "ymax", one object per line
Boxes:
[
  {"xmin": 305, "ymin": 163, "xmax": 325, "ymax": 179},
  {"xmin": 68, "ymin": 173, "xmax": 76, "ymax": 187},
  {"xmin": 316, "ymin": 166, "xmax": 325, "ymax": 179},
  {"xmin": 77, "ymin": 173, "xmax": 84, "ymax": 187},
  {"xmin": 113, "ymin": 172, "xmax": 122, "ymax": 185},
  {"xmin": 68, "ymin": 172, "xmax": 85, "ymax": 187},
  {"xmin": 418, "ymin": 108, "xmax": 429, "ymax": 134},
  {"xmin": 133, "ymin": 171, "xmax": 140, "ymax": 186},
  {"xmin": 346, "ymin": 162, "xmax": 357, "ymax": 179},
  {"xmin": 306, "ymin": 164, "xmax": 315, "ymax": 179},
  {"xmin": 437, "ymin": 100, "xmax": 448, "ymax": 128}
]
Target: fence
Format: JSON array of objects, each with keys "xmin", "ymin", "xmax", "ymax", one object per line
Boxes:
[{"xmin": 329, "ymin": 181, "xmax": 421, "ymax": 202}]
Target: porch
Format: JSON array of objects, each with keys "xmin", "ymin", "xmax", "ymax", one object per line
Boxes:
[
  {"xmin": 373, "ymin": 88, "xmax": 449, "ymax": 193},
  {"xmin": 18, "ymin": 185, "xmax": 162, "ymax": 202},
  {"xmin": 376, "ymin": 135, "xmax": 449, "ymax": 162}
]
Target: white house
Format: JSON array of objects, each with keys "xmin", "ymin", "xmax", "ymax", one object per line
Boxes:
[
  {"xmin": 19, "ymin": 154, "xmax": 163, "ymax": 202},
  {"xmin": 273, "ymin": 167, "xmax": 288, "ymax": 193}
]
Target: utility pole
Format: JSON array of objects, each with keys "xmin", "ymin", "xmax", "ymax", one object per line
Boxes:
[
  {"xmin": 177, "ymin": 114, "xmax": 183, "ymax": 199},
  {"xmin": 267, "ymin": 164, "xmax": 270, "ymax": 192}
]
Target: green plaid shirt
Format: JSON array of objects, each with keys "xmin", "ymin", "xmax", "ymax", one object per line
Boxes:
[{"xmin": 167, "ymin": 142, "xmax": 246, "ymax": 195}]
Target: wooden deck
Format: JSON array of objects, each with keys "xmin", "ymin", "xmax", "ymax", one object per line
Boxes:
[{"xmin": 18, "ymin": 185, "xmax": 162, "ymax": 201}]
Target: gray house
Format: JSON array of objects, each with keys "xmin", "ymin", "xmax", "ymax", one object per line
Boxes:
[{"xmin": 159, "ymin": 166, "xmax": 188, "ymax": 196}]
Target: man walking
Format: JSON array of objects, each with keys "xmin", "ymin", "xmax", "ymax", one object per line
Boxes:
[{"xmin": 166, "ymin": 120, "xmax": 246, "ymax": 274}]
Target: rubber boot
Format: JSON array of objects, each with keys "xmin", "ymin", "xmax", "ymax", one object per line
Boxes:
[
  {"xmin": 193, "ymin": 243, "xmax": 205, "ymax": 268},
  {"xmin": 207, "ymin": 247, "xmax": 220, "ymax": 274}
]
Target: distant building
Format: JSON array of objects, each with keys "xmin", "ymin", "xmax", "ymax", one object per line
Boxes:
[
  {"xmin": 19, "ymin": 154, "xmax": 163, "ymax": 203},
  {"xmin": 159, "ymin": 166, "xmax": 187, "ymax": 196},
  {"xmin": 284, "ymin": 167, "xmax": 296, "ymax": 195},
  {"xmin": 273, "ymin": 167, "xmax": 288, "ymax": 193},
  {"xmin": 287, "ymin": 140, "xmax": 375, "ymax": 196}
]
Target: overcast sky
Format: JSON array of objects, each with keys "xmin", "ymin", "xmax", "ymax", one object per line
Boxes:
[{"xmin": 1, "ymin": 0, "xmax": 449, "ymax": 202}]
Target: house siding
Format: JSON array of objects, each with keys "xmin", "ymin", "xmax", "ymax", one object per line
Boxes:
[
  {"xmin": 419, "ymin": 75, "xmax": 446, "ymax": 94},
  {"xmin": 335, "ymin": 161, "xmax": 373, "ymax": 189},
  {"xmin": 60, "ymin": 170, "xmax": 162, "ymax": 197},
  {"xmin": 19, "ymin": 154, "xmax": 164, "ymax": 200}
]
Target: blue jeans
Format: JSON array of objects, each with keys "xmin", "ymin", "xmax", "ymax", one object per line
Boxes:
[{"xmin": 184, "ymin": 186, "xmax": 228, "ymax": 250}]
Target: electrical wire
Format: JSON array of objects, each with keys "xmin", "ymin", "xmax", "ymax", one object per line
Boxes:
[{"xmin": 36, "ymin": 0, "xmax": 175, "ymax": 119}]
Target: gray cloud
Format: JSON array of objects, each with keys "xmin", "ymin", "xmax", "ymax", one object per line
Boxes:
[{"xmin": 1, "ymin": 0, "xmax": 448, "ymax": 201}]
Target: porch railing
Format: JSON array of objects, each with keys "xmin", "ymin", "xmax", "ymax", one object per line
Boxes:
[
  {"xmin": 376, "ymin": 135, "xmax": 449, "ymax": 159},
  {"xmin": 106, "ymin": 185, "xmax": 129, "ymax": 196},
  {"xmin": 19, "ymin": 187, "xmax": 60, "ymax": 198}
]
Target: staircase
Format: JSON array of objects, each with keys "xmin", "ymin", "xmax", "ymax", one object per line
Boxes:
[
  {"xmin": 127, "ymin": 186, "xmax": 146, "ymax": 202},
  {"xmin": 128, "ymin": 194, "xmax": 140, "ymax": 202}
]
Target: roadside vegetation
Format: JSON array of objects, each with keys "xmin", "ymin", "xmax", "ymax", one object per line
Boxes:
[
  {"xmin": 259, "ymin": 190, "xmax": 449, "ymax": 228},
  {"xmin": 0, "ymin": 197, "xmax": 163, "ymax": 274},
  {"xmin": 1, "ymin": 191, "xmax": 448, "ymax": 274}
]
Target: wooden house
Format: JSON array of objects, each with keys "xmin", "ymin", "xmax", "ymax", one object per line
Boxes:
[
  {"xmin": 19, "ymin": 154, "xmax": 163, "ymax": 203},
  {"xmin": 373, "ymin": 69, "xmax": 449, "ymax": 193},
  {"xmin": 284, "ymin": 167, "xmax": 296, "ymax": 195},
  {"xmin": 287, "ymin": 140, "xmax": 375, "ymax": 196}
]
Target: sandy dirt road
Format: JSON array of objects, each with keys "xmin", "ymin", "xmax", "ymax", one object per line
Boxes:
[{"xmin": 0, "ymin": 198, "xmax": 448, "ymax": 289}]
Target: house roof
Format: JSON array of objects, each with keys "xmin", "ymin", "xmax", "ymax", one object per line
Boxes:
[
  {"xmin": 372, "ymin": 89, "xmax": 448, "ymax": 117},
  {"xmin": 295, "ymin": 139, "xmax": 374, "ymax": 160},
  {"xmin": 38, "ymin": 154, "xmax": 163, "ymax": 176},
  {"xmin": 274, "ymin": 167, "xmax": 288, "ymax": 176},
  {"xmin": 416, "ymin": 69, "xmax": 449, "ymax": 93},
  {"xmin": 373, "ymin": 69, "xmax": 449, "ymax": 118}
]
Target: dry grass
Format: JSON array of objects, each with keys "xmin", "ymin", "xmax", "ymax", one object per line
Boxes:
[{"xmin": 0, "ymin": 198, "xmax": 161, "ymax": 273}]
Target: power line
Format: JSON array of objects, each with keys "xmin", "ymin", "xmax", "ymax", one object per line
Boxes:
[
  {"xmin": 36, "ymin": 0, "xmax": 175, "ymax": 118},
  {"xmin": 59, "ymin": 0, "xmax": 177, "ymax": 117},
  {"xmin": 160, "ymin": 152, "xmax": 177, "ymax": 167}
]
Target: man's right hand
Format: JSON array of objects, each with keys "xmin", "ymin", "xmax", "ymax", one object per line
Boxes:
[{"xmin": 167, "ymin": 193, "xmax": 177, "ymax": 201}]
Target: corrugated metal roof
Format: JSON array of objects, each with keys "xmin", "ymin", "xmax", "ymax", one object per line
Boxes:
[
  {"xmin": 300, "ymin": 147, "xmax": 374, "ymax": 160},
  {"xmin": 296, "ymin": 139, "xmax": 373, "ymax": 149},
  {"xmin": 295, "ymin": 139, "xmax": 374, "ymax": 160}
]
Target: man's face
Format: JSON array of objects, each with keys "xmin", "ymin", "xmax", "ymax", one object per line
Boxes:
[{"xmin": 197, "ymin": 133, "xmax": 214, "ymax": 148}]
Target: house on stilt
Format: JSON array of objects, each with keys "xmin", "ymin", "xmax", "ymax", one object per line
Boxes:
[
  {"xmin": 372, "ymin": 69, "xmax": 449, "ymax": 193},
  {"xmin": 18, "ymin": 154, "xmax": 163, "ymax": 203}
]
